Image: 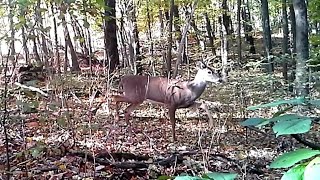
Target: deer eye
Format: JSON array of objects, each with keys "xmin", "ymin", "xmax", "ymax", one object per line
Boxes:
[{"xmin": 208, "ymin": 71, "xmax": 212, "ymax": 74}]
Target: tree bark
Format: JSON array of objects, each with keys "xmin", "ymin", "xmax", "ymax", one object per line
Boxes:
[
  {"xmin": 237, "ymin": 0, "xmax": 242, "ymax": 63},
  {"xmin": 289, "ymin": 1, "xmax": 297, "ymax": 53},
  {"xmin": 165, "ymin": 0, "xmax": 174, "ymax": 77},
  {"xmin": 172, "ymin": 0, "xmax": 198, "ymax": 78},
  {"xmin": 261, "ymin": 0, "xmax": 273, "ymax": 72},
  {"xmin": 293, "ymin": 0, "xmax": 309, "ymax": 97},
  {"xmin": 51, "ymin": 2, "xmax": 60, "ymax": 74},
  {"xmin": 60, "ymin": 10, "xmax": 80, "ymax": 72},
  {"xmin": 204, "ymin": 12, "xmax": 215, "ymax": 54},
  {"xmin": 282, "ymin": 0, "xmax": 289, "ymax": 81},
  {"xmin": 104, "ymin": 0, "xmax": 119, "ymax": 73},
  {"xmin": 8, "ymin": 0, "xmax": 15, "ymax": 62},
  {"xmin": 242, "ymin": 0, "xmax": 256, "ymax": 54}
]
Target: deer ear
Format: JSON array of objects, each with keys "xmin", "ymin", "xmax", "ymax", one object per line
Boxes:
[{"xmin": 196, "ymin": 61, "xmax": 206, "ymax": 69}]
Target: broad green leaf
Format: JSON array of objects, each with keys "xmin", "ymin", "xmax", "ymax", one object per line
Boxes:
[
  {"xmin": 240, "ymin": 118, "xmax": 266, "ymax": 127},
  {"xmin": 158, "ymin": 175, "xmax": 173, "ymax": 180},
  {"xmin": 247, "ymin": 97, "xmax": 305, "ymax": 110},
  {"xmin": 203, "ymin": 172, "xmax": 238, "ymax": 180},
  {"xmin": 272, "ymin": 106, "xmax": 293, "ymax": 118},
  {"xmin": 304, "ymin": 157, "xmax": 320, "ymax": 180},
  {"xmin": 270, "ymin": 149, "xmax": 320, "ymax": 168},
  {"xmin": 308, "ymin": 99, "xmax": 320, "ymax": 107},
  {"xmin": 269, "ymin": 114, "xmax": 307, "ymax": 122},
  {"xmin": 273, "ymin": 117, "xmax": 312, "ymax": 136},
  {"xmin": 174, "ymin": 176, "xmax": 203, "ymax": 180},
  {"xmin": 281, "ymin": 164, "xmax": 306, "ymax": 180}
]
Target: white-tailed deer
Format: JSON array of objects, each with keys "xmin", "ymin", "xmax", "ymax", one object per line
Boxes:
[{"xmin": 112, "ymin": 61, "xmax": 223, "ymax": 140}]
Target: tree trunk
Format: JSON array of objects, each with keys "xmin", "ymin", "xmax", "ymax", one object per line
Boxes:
[
  {"xmin": 51, "ymin": 2, "xmax": 60, "ymax": 74},
  {"xmin": 204, "ymin": 12, "xmax": 215, "ymax": 54},
  {"xmin": 146, "ymin": 0, "xmax": 154, "ymax": 56},
  {"xmin": 36, "ymin": 0, "xmax": 49, "ymax": 69},
  {"xmin": 222, "ymin": 0, "xmax": 232, "ymax": 35},
  {"xmin": 63, "ymin": 24, "xmax": 80, "ymax": 72},
  {"xmin": 237, "ymin": 0, "xmax": 242, "ymax": 63},
  {"xmin": 131, "ymin": 4, "xmax": 142, "ymax": 74},
  {"xmin": 289, "ymin": 1, "xmax": 296, "ymax": 53},
  {"xmin": 293, "ymin": 0, "xmax": 309, "ymax": 97},
  {"xmin": 220, "ymin": 17, "xmax": 228, "ymax": 82},
  {"xmin": 172, "ymin": 0, "xmax": 198, "ymax": 78},
  {"xmin": 104, "ymin": 0, "xmax": 119, "ymax": 73},
  {"xmin": 261, "ymin": 0, "xmax": 273, "ymax": 72},
  {"xmin": 282, "ymin": 0, "xmax": 289, "ymax": 81},
  {"xmin": 242, "ymin": 0, "xmax": 256, "ymax": 54},
  {"xmin": 8, "ymin": 0, "xmax": 15, "ymax": 62},
  {"xmin": 165, "ymin": 0, "xmax": 174, "ymax": 77}
]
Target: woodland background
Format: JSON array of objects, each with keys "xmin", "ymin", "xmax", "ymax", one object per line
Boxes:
[{"xmin": 0, "ymin": 0, "xmax": 319, "ymax": 179}]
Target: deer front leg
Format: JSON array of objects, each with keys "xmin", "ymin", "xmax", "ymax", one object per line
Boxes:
[
  {"xmin": 169, "ymin": 106, "xmax": 177, "ymax": 141},
  {"xmin": 115, "ymin": 101, "xmax": 120, "ymax": 121},
  {"xmin": 124, "ymin": 103, "xmax": 141, "ymax": 126},
  {"xmin": 189, "ymin": 102, "xmax": 214, "ymax": 127}
]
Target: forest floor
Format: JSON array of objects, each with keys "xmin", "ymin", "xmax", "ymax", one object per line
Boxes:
[
  {"xmin": 1, "ymin": 37, "xmax": 320, "ymax": 179},
  {"xmin": 1, "ymin": 64, "xmax": 318, "ymax": 180}
]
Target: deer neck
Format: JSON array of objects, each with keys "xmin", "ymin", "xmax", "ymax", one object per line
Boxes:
[{"xmin": 187, "ymin": 74, "xmax": 207, "ymax": 98}]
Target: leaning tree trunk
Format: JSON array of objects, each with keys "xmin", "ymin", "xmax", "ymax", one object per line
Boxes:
[
  {"xmin": 293, "ymin": 0, "xmax": 309, "ymax": 97},
  {"xmin": 104, "ymin": 0, "xmax": 119, "ymax": 73},
  {"xmin": 173, "ymin": 4, "xmax": 187, "ymax": 63},
  {"xmin": 31, "ymin": 30, "xmax": 41, "ymax": 64},
  {"xmin": 282, "ymin": 0, "xmax": 289, "ymax": 81},
  {"xmin": 60, "ymin": 9, "xmax": 80, "ymax": 72},
  {"xmin": 36, "ymin": 0, "xmax": 49, "ymax": 68},
  {"xmin": 172, "ymin": 0, "xmax": 198, "ymax": 78}
]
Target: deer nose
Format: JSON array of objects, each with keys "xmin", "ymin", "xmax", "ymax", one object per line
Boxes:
[{"xmin": 218, "ymin": 78, "xmax": 223, "ymax": 83}]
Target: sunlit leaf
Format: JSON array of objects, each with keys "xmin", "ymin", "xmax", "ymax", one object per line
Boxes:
[
  {"xmin": 203, "ymin": 172, "xmax": 238, "ymax": 180},
  {"xmin": 247, "ymin": 97, "xmax": 305, "ymax": 110},
  {"xmin": 174, "ymin": 176, "xmax": 203, "ymax": 180},
  {"xmin": 158, "ymin": 175, "xmax": 174, "ymax": 180},
  {"xmin": 270, "ymin": 149, "xmax": 320, "ymax": 168},
  {"xmin": 281, "ymin": 164, "xmax": 306, "ymax": 180},
  {"xmin": 272, "ymin": 116, "xmax": 312, "ymax": 136},
  {"xmin": 303, "ymin": 157, "xmax": 320, "ymax": 180}
]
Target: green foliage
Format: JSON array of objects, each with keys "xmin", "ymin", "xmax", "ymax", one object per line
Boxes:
[
  {"xmin": 309, "ymin": 0, "xmax": 320, "ymax": 22},
  {"xmin": 242, "ymin": 97, "xmax": 320, "ymax": 179},
  {"xmin": 246, "ymin": 97, "xmax": 305, "ymax": 110},
  {"xmin": 309, "ymin": 35, "xmax": 320, "ymax": 71},
  {"xmin": 270, "ymin": 149, "xmax": 320, "ymax": 168},
  {"xmin": 173, "ymin": 172, "xmax": 237, "ymax": 180},
  {"xmin": 281, "ymin": 164, "xmax": 306, "ymax": 180}
]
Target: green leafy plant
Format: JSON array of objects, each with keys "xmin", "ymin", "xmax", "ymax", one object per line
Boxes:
[
  {"xmin": 242, "ymin": 97, "xmax": 320, "ymax": 179},
  {"xmin": 163, "ymin": 172, "xmax": 237, "ymax": 180}
]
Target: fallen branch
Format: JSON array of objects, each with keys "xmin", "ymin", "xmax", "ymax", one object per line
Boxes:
[{"xmin": 14, "ymin": 82, "xmax": 48, "ymax": 97}]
